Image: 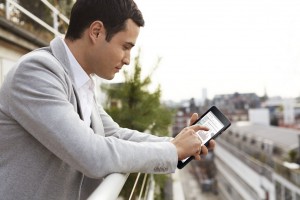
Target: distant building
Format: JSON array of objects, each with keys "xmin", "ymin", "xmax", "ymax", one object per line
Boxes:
[
  {"xmin": 211, "ymin": 92, "xmax": 261, "ymax": 122},
  {"xmin": 215, "ymin": 122, "xmax": 300, "ymax": 200},
  {"xmin": 171, "ymin": 92, "xmax": 262, "ymax": 136},
  {"xmin": 262, "ymin": 97, "xmax": 300, "ymax": 129},
  {"xmin": 171, "ymin": 93, "xmax": 300, "ymax": 199}
]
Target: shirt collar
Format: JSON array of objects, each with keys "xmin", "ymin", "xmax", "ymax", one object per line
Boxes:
[{"xmin": 61, "ymin": 38, "xmax": 91, "ymax": 89}]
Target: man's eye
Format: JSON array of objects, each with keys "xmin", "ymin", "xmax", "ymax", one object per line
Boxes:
[{"xmin": 123, "ymin": 46, "xmax": 130, "ymax": 50}]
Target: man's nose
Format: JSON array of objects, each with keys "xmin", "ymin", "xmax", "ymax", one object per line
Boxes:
[
  {"xmin": 123, "ymin": 51, "xmax": 130, "ymax": 65},
  {"xmin": 123, "ymin": 57, "xmax": 130, "ymax": 65}
]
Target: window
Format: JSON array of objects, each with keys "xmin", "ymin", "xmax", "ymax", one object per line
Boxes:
[{"xmin": 250, "ymin": 138, "xmax": 256, "ymax": 145}]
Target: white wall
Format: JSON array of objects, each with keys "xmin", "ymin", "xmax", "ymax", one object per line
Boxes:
[
  {"xmin": 0, "ymin": 40, "xmax": 27, "ymax": 87},
  {"xmin": 248, "ymin": 108, "xmax": 270, "ymax": 125},
  {"xmin": 283, "ymin": 98, "xmax": 295, "ymax": 125},
  {"xmin": 0, "ymin": 59, "xmax": 16, "ymax": 85}
]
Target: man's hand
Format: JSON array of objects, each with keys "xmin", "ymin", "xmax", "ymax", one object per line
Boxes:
[
  {"xmin": 190, "ymin": 113, "xmax": 216, "ymax": 152},
  {"xmin": 171, "ymin": 113, "xmax": 216, "ymax": 161}
]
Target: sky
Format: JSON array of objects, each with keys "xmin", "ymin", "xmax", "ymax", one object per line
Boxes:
[{"xmin": 111, "ymin": 0, "xmax": 300, "ymax": 102}]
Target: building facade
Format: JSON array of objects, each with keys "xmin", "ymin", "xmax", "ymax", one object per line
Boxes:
[{"xmin": 215, "ymin": 122, "xmax": 300, "ymax": 200}]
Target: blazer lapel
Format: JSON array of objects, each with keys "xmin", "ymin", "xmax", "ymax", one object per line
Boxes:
[
  {"xmin": 49, "ymin": 37, "xmax": 104, "ymax": 135},
  {"xmin": 49, "ymin": 37, "xmax": 85, "ymax": 120}
]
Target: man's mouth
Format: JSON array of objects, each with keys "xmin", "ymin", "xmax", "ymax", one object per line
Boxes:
[{"xmin": 115, "ymin": 66, "xmax": 122, "ymax": 72}]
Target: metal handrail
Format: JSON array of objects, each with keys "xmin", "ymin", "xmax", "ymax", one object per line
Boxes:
[
  {"xmin": 40, "ymin": 0, "xmax": 69, "ymax": 25},
  {"xmin": 5, "ymin": 0, "xmax": 68, "ymax": 36},
  {"xmin": 87, "ymin": 173, "xmax": 155, "ymax": 200},
  {"xmin": 87, "ymin": 173, "xmax": 130, "ymax": 200}
]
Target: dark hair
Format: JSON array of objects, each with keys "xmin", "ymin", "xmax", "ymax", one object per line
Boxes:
[{"xmin": 65, "ymin": 0, "xmax": 145, "ymax": 41}]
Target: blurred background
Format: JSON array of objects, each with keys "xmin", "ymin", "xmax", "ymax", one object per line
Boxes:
[{"xmin": 0, "ymin": 0, "xmax": 299, "ymax": 199}]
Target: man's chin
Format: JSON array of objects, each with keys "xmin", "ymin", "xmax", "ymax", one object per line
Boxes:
[
  {"xmin": 97, "ymin": 74, "xmax": 115, "ymax": 80},
  {"xmin": 108, "ymin": 74, "xmax": 115, "ymax": 80}
]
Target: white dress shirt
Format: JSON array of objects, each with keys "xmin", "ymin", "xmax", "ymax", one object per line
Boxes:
[{"xmin": 62, "ymin": 39, "xmax": 94, "ymax": 127}]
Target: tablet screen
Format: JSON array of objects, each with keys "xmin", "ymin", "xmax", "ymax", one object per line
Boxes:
[{"xmin": 195, "ymin": 111, "xmax": 224, "ymax": 145}]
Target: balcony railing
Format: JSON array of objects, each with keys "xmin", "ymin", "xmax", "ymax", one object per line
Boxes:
[
  {"xmin": 218, "ymin": 138, "xmax": 274, "ymax": 181},
  {"xmin": 5, "ymin": 0, "xmax": 68, "ymax": 36},
  {"xmin": 88, "ymin": 173, "xmax": 155, "ymax": 200},
  {"xmin": 218, "ymin": 137, "xmax": 300, "ymax": 187},
  {"xmin": 1, "ymin": 0, "xmax": 69, "ymax": 43},
  {"xmin": 88, "ymin": 173, "xmax": 129, "ymax": 200}
]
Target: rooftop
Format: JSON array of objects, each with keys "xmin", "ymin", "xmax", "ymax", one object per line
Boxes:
[{"xmin": 228, "ymin": 121, "xmax": 300, "ymax": 152}]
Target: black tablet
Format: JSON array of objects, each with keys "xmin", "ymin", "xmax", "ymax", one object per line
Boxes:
[{"xmin": 177, "ymin": 106, "xmax": 231, "ymax": 169}]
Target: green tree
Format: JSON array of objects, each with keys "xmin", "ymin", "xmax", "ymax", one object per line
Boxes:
[
  {"xmin": 103, "ymin": 52, "xmax": 174, "ymax": 136},
  {"xmin": 102, "ymin": 51, "xmax": 175, "ymax": 199}
]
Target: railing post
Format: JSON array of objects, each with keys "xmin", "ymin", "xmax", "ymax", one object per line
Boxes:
[
  {"xmin": 145, "ymin": 174, "xmax": 155, "ymax": 200},
  {"xmin": 40, "ymin": 0, "xmax": 69, "ymax": 25},
  {"xmin": 52, "ymin": 10, "xmax": 58, "ymax": 32},
  {"xmin": 5, "ymin": 0, "xmax": 10, "ymax": 20}
]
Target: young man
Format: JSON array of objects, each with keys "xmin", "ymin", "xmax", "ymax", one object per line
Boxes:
[{"xmin": 0, "ymin": 0, "xmax": 214, "ymax": 199}]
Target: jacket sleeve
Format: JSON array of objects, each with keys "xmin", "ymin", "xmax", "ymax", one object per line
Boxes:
[
  {"xmin": 94, "ymin": 102, "xmax": 173, "ymax": 142},
  {"xmin": 8, "ymin": 51, "xmax": 178, "ymax": 178}
]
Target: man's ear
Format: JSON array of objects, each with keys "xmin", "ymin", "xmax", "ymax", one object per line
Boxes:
[{"xmin": 89, "ymin": 21, "xmax": 106, "ymax": 42}]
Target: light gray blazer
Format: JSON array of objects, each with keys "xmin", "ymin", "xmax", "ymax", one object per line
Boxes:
[{"xmin": 0, "ymin": 37, "xmax": 177, "ymax": 200}]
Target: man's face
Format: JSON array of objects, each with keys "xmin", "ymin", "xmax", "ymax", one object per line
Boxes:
[{"xmin": 87, "ymin": 19, "xmax": 140, "ymax": 80}]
